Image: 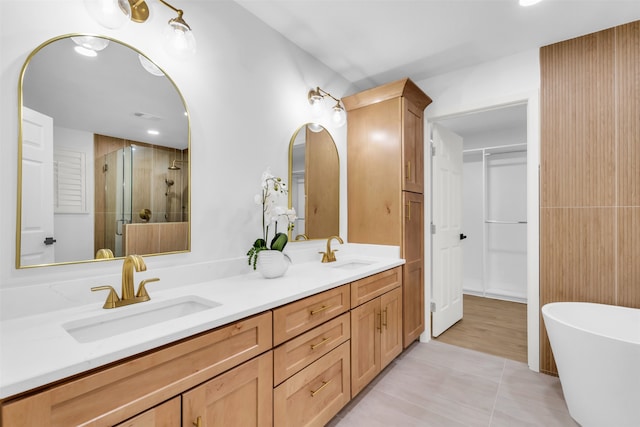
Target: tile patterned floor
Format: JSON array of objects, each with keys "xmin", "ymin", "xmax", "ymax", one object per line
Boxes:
[{"xmin": 328, "ymin": 341, "xmax": 578, "ymax": 427}]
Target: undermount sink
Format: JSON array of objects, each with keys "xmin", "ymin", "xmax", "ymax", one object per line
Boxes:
[
  {"xmin": 63, "ymin": 296, "xmax": 221, "ymax": 343},
  {"xmin": 330, "ymin": 260, "xmax": 374, "ymax": 270}
]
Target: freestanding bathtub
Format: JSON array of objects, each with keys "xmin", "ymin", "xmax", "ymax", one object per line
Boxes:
[{"xmin": 542, "ymin": 302, "xmax": 640, "ymax": 427}]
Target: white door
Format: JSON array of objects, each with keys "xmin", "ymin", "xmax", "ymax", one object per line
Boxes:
[
  {"xmin": 431, "ymin": 124, "xmax": 463, "ymax": 337},
  {"xmin": 20, "ymin": 107, "xmax": 55, "ymax": 266}
]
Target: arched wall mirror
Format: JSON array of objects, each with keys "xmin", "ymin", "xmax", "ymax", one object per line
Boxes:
[
  {"xmin": 17, "ymin": 34, "xmax": 190, "ymax": 268},
  {"xmin": 288, "ymin": 123, "xmax": 339, "ymax": 241}
]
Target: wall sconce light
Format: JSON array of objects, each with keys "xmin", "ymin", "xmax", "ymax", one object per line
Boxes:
[
  {"xmin": 83, "ymin": 0, "xmax": 196, "ymax": 58},
  {"xmin": 308, "ymin": 87, "xmax": 347, "ymax": 127}
]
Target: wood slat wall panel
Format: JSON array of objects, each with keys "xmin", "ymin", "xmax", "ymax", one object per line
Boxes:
[
  {"xmin": 539, "ymin": 22, "xmax": 640, "ymax": 375},
  {"xmin": 618, "ymin": 208, "xmax": 640, "ymax": 308},
  {"xmin": 540, "ymin": 29, "xmax": 616, "ymax": 208},
  {"xmin": 540, "ymin": 207, "xmax": 617, "ymax": 374},
  {"xmin": 617, "ymin": 21, "xmax": 640, "ymax": 207},
  {"xmin": 540, "ymin": 208, "xmax": 617, "ymax": 304}
]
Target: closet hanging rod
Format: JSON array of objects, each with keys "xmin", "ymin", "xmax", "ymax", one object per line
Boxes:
[
  {"xmin": 463, "ymin": 143, "xmax": 527, "ymax": 154},
  {"xmin": 485, "ymin": 220, "xmax": 527, "ymax": 224}
]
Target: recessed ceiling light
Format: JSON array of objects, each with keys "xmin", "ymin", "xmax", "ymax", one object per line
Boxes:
[
  {"xmin": 147, "ymin": 129, "xmax": 160, "ymax": 135},
  {"xmin": 74, "ymin": 46, "xmax": 98, "ymax": 57},
  {"xmin": 520, "ymin": 0, "xmax": 543, "ymax": 6}
]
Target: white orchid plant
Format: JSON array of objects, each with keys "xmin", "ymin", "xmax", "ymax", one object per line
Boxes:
[{"xmin": 247, "ymin": 169, "xmax": 297, "ymax": 269}]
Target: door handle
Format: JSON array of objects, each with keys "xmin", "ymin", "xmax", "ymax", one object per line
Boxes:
[
  {"xmin": 460, "ymin": 233, "xmax": 467, "ymax": 240},
  {"xmin": 44, "ymin": 237, "xmax": 57, "ymax": 245}
]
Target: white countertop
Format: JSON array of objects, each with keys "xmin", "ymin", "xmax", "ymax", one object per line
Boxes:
[{"xmin": 0, "ymin": 248, "xmax": 403, "ymax": 399}]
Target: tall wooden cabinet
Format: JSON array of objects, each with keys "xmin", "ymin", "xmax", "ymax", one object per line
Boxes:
[{"xmin": 343, "ymin": 78, "xmax": 432, "ymax": 348}]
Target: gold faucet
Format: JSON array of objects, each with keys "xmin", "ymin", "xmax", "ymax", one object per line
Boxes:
[
  {"xmin": 319, "ymin": 235, "xmax": 344, "ymax": 263},
  {"xmin": 95, "ymin": 248, "xmax": 114, "ymax": 259},
  {"xmin": 294, "ymin": 234, "xmax": 309, "ymax": 241},
  {"xmin": 91, "ymin": 255, "xmax": 160, "ymax": 309}
]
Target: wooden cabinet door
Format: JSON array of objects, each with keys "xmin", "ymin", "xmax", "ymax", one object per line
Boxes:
[
  {"xmin": 350, "ymin": 298, "xmax": 380, "ymax": 397},
  {"xmin": 402, "ymin": 98, "xmax": 424, "ymax": 194},
  {"xmin": 182, "ymin": 352, "xmax": 273, "ymax": 427},
  {"xmin": 402, "ymin": 191, "xmax": 425, "ymax": 347},
  {"xmin": 115, "ymin": 397, "xmax": 180, "ymax": 427},
  {"xmin": 347, "ymin": 98, "xmax": 403, "ymax": 246},
  {"xmin": 380, "ymin": 287, "xmax": 403, "ymax": 369}
]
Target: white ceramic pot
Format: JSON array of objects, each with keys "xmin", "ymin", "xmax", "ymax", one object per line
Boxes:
[{"xmin": 256, "ymin": 250, "xmax": 290, "ymax": 279}]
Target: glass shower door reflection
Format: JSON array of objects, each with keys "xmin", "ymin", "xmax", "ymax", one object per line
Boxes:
[{"xmin": 102, "ymin": 147, "xmax": 133, "ymax": 257}]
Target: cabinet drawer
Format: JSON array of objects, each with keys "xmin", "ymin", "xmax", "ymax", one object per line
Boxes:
[
  {"xmin": 351, "ymin": 267, "xmax": 402, "ymax": 308},
  {"xmin": 274, "ymin": 312, "xmax": 350, "ymax": 385},
  {"xmin": 1, "ymin": 312, "xmax": 272, "ymax": 427},
  {"xmin": 115, "ymin": 397, "xmax": 181, "ymax": 427},
  {"xmin": 273, "ymin": 285, "xmax": 350, "ymax": 346},
  {"xmin": 274, "ymin": 341, "xmax": 351, "ymax": 427}
]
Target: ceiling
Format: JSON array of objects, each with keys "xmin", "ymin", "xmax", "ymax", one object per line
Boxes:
[
  {"xmin": 235, "ymin": 0, "xmax": 639, "ymax": 140},
  {"xmin": 235, "ymin": 0, "xmax": 640, "ymax": 89}
]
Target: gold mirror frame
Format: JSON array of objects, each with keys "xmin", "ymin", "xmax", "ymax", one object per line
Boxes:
[
  {"xmin": 287, "ymin": 123, "xmax": 339, "ymax": 242},
  {"xmin": 16, "ymin": 34, "xmax": 191, "ymax": 268}
]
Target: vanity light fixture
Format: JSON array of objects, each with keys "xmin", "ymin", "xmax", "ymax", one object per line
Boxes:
[
  {"xmin": 83, "ymin": 0, "xmax": 196, "ymax": 58},
  {"xmin": 308, "ymin": 87, "xmax": 347, "ymax": 127}
]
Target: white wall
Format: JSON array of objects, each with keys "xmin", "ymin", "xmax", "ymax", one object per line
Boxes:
[
  {"xmin": 53, "ymin": 126, "xmax": 94, "ymax": 263},
  {"xmin": 0, "ymin": 0, "xmax": 351, "ymax": 290},
  {"xmin": 417, "ymin": 49, "xmax": 541, "ymax": 370}
]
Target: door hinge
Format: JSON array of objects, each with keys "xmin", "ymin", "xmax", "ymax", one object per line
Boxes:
[
  {"xmin": 430, "ymin": 302, "xmax": 436, "ymax": 312},
  {"xmin": 431, "ymin": 224, "xmax": 436, "ymax": 234}
]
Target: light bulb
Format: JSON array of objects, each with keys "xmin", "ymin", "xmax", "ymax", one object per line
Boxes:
[
  {"xmin": 308, "ymin": 88, "xmax": 324, "ymax": 118},
  {"xmin": 163, "ymin": 19, "xmax": 197, "ymax": 59},
  {"xmin": 310, "ymin": 98, "xmax": 324, "ymax": 118},
  {"xmin": 83, "ymin": 0, "xmax": 131, "ymax": 29},
  {"xmin": 138, "ymin": 54, "xmax": 164, "ymax": 76},
  {"xmin": 332, "ymin": 104, "xmax": 347, "ymax": 127},
  {"xmin": 308, "ymin": 123, "xmax": 323, "ymax": 133}
]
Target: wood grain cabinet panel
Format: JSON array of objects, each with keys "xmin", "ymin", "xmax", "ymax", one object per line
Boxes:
[
  {"xmin": 350, "ymin": 267, "xmax": 402, "ymax": 308},
  {"xmin": 182, "ymin": 351, "xmax": 273, "ymax": 427},
  {"xmin": 1, "ymin": 312, "xmax": 272, "ymax": 426},
  {"xmin": 350, "ymin": 287, "xmax": 403, "ymax": 398},
  {"xmin": 344, "ymin": 78, "xmax": 430, "ymax": 349},
  {"xmin": 273, "ymin": 285, "xmax": 350, "ymax": 346},
  {"xmin": 115, "ymin": 397, "xmax": 181, "ymax": 427},
  {"xmin": 402, "ymin": 191, "xmax": 424, "ymax": 347},
  {"xmin": 274, "ymin": 342, "xmax": 350, "ymax": 427},
  {"xmin": 274, "ymin": 312, "xmax": 350, "ymax": 386}
]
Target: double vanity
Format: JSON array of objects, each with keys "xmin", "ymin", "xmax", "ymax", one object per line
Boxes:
[{"xmin": 0, "ymin": 243, "xmax": 410, "ymax": 426}]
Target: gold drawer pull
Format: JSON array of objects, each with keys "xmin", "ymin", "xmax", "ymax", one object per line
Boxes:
[
  {"xmin": 310, "ymin": 337, "xmax": 329, "ymax": 350},
  {"xmin": 310, "ymin": 305, "xmax": 330, "ymax": 315},
  {"xmin": 406, "ymin": 161, "xmax": 411, "ymax": 180},
  {"xmin": 377, "ymin": 312, "xmax": 382, "ymax": 332},
  {"xmin": 193, "ymin": 416, "xmax": 202, "ymax": 427},
  {"xmin": 383, "ymin": 307, "xmax": 388, "ymax": 329},
  {"xmin": 310, "ymin": 380, "xmax": 332, "ymax": 397}
]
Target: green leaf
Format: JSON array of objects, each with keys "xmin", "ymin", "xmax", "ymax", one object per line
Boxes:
[{"xmin": 270, "ymin": 232, "xmax": 288, "ymax": 251}]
